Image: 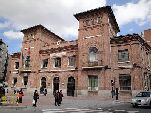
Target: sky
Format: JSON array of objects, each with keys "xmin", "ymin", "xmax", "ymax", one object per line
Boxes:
[{"xmin": 0, "ymin": 0, "xmax": 151, "ymax": 54}]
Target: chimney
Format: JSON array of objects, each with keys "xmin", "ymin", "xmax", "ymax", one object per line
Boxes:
[{"xmin": 144, "ymin": 29, "xmax": 151, "ymax": 42}]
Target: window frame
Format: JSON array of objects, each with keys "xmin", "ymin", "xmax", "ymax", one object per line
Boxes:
[
  {"xmin": 15, "ymin": 62, "xmax": 19, "ymax": 69},
  {"xmin": 53, "ymin": 57, "xmax": 61, "ymax": 68},
  {"xmin": 88, "ymin": 75, "xmax": 98, "ymax": 91},
  {"xmin": 88, "ymin": 47, "xmax": 98, "ymax": 63},
  {"xmin": 68, "ymin": 56, "xmax": 76, "ymax": 67},
  {"xmin": 118, "ymin": 49, "xmax": 129, "ymax": 62},
  {"xmin": 41, "ymin": 59, "xmax": 48, "ymax": 69}
]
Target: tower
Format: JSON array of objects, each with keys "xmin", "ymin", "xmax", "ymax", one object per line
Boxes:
[{"xmin": 74, "ymin": 6, "xmax": 120, "ymax": 96}]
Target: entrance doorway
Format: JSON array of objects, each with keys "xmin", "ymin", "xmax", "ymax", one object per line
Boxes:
[
  {"xmin": 40, "ymin": 77, "xmax": 47, "ymax": 94},
  {"xmin": 13, "ymin": 77, "xmax": 17, "ymax": 87},
  {"xmin": 67, "ymin": 77, "xmax": 75, "ymax": 96},
  {"xmin": 41, "ymin": 77, "xmax": 46, "ymax": 88},
  {"xmin": 53, "ymin": 77, "xmax": 59, "ymax": 94},
  {"xmin": 23, "ymin": 76, "xmax": 28, "ymax": 87}
]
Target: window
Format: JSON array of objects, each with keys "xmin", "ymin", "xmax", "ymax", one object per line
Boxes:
[
  {"xmin": 96, "ymin": 17, "xmax": 101, "ymax": 24},
  {"xmin": 53, "ymin": 57, "xmax": 61, "ymax": 68},
  {"xmin": 89, "ymin": 47, "xmax": 98, "ymax": 62},
  {"xmin": 41, "ymin": 59, "xmax": 48, "ymax": 68},
  {"xmin": 25, "ymin": 56, "xmax": 30, "ymax": 67},
  {"xmin": 15, "ymin": 62, "xmax": 19, "ymax": 69},
  {"xmin": 85, "ymin": 19, "xmax": 91, "ymax": 26},
  {"xmin": 88, "ymin": 76, "xmax": 98, "ymax": 91},
  {"xmin": 119, "ymin": 74, "xmax": 131, "ymax": 90},
  {"xmin": 118, "ymin": 49, "xmax": 129, "ymax": 62},
  {"xmin": 68, "ymin": 56, "xmax": 76, "ymax": 67},
  {"xmin": 136, "ymin": 92, "xmax": 151, "ymax": 97}
]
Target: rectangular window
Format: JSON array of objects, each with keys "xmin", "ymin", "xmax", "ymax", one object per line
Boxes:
[
  {"xmin": 53, "ymin": 57, "xmax": 61, "ymax": 68},
  {"xmin": 42, "ymin": 59, "xmax": 48, "ymax": 68},
  {"xmin": 68, "ymin": 56, "xmax": 76, "ymax": 67},
  {"xmin": 119, "ymin": 74, "xmax": 131, "ymax": 90},
  {"xmin": 25, "ymin": 56, "xmax": 30, "ymax": 67},
  {"xmin": 15, "ymin": 62, "xmax": 19, "ymax": 69},
  {"xmin": 88, "ymin": 76, "xmax": 98, "ymax": 91},
  {"xmin": 118, "ymin": 49, "xmax": 129, "ymax": 62}
]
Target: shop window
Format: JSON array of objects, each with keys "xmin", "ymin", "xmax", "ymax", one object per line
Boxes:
[
  {"xmin": 118, "ymin": 49, "xmax": 129, "ymax": 62},
  {"xmin": 119, "ymin": 74, "xmax": 131, "ymax": 90},
  {"xmin": 88, "ymin": 75, "xmax": 98, "ymax": 91}
]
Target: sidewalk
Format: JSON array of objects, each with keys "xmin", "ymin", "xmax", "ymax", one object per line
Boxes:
[{"xmin": 0, "ymin": 92, "xmax": 131, "ymax": 110}]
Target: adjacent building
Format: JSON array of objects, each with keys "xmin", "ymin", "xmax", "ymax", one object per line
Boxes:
[
  {"xmin": 6, "ymin": 6, "xmax": 151, "ymax": 99},
  {"xmin": 0, "ymin": 39, "xmax": 8, "ymax": 85}
]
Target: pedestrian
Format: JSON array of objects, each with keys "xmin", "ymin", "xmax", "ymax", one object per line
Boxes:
[
  {"xmin": 18, "ymin": 89, "xmax": 24, "ymax": 103},
  {"xmin": 16, "ymin": 91, "xmax": 19, "ymax": 104},
  {"xmin": 59, "ymin": 90, "xmax": 63, "ymax": 104},
  {"xmin": 14, "ymin": 89, "xmax": 16, "ymax": 94},
  {"xmin": 33, "ymin": 90, "xmax": 39, "ymax": 107},
  {"xmin": 43, "ymin": 88, "xmax": 47, "ymax": 96},
  {"xmin": 54, "ymin": 90, "xmax": 60, "ymax": 106}
]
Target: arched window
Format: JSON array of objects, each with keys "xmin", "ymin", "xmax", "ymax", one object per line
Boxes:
[{"xmin": 89, "ymin": 47, "xmax": 98, "ymax": 62}]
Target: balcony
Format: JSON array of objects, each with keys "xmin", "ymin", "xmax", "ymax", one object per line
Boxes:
[
  {"xmin": 20, "ymin": 66, "xmax": 32, "ymax": 72},
  {"xmin": 82, "ymin": 60, "xmax": 105, "ymax": 70}
]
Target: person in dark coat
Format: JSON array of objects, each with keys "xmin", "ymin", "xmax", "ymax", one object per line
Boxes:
[
  {"xmin": 33, "ymin": 90, "xmax": 39, "ymax": 107},
  {"xmin": 59, "ymin": 90, "xmax": 63, "ymax": 104},
  {"xmin": 18, "ymin": 89, "xmax": 24, "ymax": 103},
  {"xmin": 54, "ymin": 90, "xmax": 60, "ymax": 106}
]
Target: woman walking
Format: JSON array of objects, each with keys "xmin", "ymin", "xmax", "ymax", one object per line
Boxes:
[{"xmin": 33, "ymin": 90, "xmax": 39, "ymax": 107}]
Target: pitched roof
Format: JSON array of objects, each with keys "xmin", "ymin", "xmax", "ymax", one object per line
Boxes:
[{"xmin": 21, "ymin": 24, "xmax": 64, "ymax": 41}]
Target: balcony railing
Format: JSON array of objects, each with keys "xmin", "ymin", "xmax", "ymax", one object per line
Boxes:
[
  {"xmin": 82, "ymin": 60, "xmax": 104, "ymax": 70},
  {"xmin": 20, "ymin": 66, "xmax": 32, "ymax": 72},
  {"xmin": 88, "ymin": 61, "xmax": 99, "ymax": 67}
]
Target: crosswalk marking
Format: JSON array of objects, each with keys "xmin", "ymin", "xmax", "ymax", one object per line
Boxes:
[
  {"xmin": 42, "ymin": 108, "xmax": 139, "ymax": 113},
  {"xmin": 127, "ymin": 111, "xmax": 139, "ymax": 113},
  {"xmin": 114, "ymin": 109, "xmax": 125, "ymax": 112}
]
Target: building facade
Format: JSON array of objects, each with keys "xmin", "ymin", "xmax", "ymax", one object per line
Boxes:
[
  {"xmin": 7, "ymin": 6, "xmax": 151, "ymax": 98},
  {"xmin": 0, "ymin": 39, "xmax": 8, "ymax": 85}
]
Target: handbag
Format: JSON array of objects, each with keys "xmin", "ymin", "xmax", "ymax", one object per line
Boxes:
[
  {"xmin": 32, "ymin": 99, "xmax": 35, "ymax": 104},
  {"xmin": 37, "ymin": 96, "xmax": 39, "ymax": 99}
]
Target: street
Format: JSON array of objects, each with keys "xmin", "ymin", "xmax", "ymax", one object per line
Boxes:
[
  {"xmin": 0, "ymin": 92, "xmax": 151, "ymax": 113},
  {"xmin": 1, "ymin": 103, "xmax": 151, "ymax": 113}
]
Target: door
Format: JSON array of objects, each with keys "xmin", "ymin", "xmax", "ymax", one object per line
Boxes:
[
  {"xmin": 40, "ymin": 77, "xmax": 46, "ymax": 94},
  {"xmin": 67, "ymin": 77, "xmax": 75, "ymax": 96},
  {"xmin": 23, "ymin": 76, "xmax": 28, "ymax": 87},
  {"xmin": 53, "ymin": 77, "xmax": 59, "ymax": 94}
]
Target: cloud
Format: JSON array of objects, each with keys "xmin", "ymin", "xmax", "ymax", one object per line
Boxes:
[
  {"xmin": 0, "ymin": 21, "xmax": 11, "ymax": 29},
  {"xmin": 0, "ymin": 0, "xmax": 106, "ymax": 40},
  {"xmin": 113, "ymin": 0, "xmax": 151, "ymax": 26},
  {"xmin": 3, "ymin": 30, "xmax": 23, "ymax": 40}
]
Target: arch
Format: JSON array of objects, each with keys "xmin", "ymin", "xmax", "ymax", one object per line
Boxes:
[
  {"xmin": 89, "ymin": 47, "xmax": 98, "ymax": 62},
  {"xmin": 67, "ymin": 76, "xmax": 75, "ymax": 96}
]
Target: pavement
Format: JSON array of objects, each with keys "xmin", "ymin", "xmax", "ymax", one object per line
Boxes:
[{"xmin": 0, "ymin": 91, "xmax": 132, "ymax": 113}]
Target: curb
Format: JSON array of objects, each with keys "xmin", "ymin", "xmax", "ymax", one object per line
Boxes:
[{"xmin": 0, "ymin": 105, "xmax": 28, "ymax": 109}]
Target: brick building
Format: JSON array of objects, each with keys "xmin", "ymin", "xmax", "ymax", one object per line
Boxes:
[
  {"xmin": 0, "ymin": 39, "xmax": 8, "ymax": 85},
  {"xmin": 7, "ymin": 6, "xmax": 151, "ymax": 98}
]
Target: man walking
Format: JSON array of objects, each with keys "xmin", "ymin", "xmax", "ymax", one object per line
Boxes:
[
  {"xmin": 33, "ymin": 90, "xmax": 39, "ymax": 107},
  {"xmin": 54, "ymin": 90, "xmax": 60, "ymax": 106}
]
